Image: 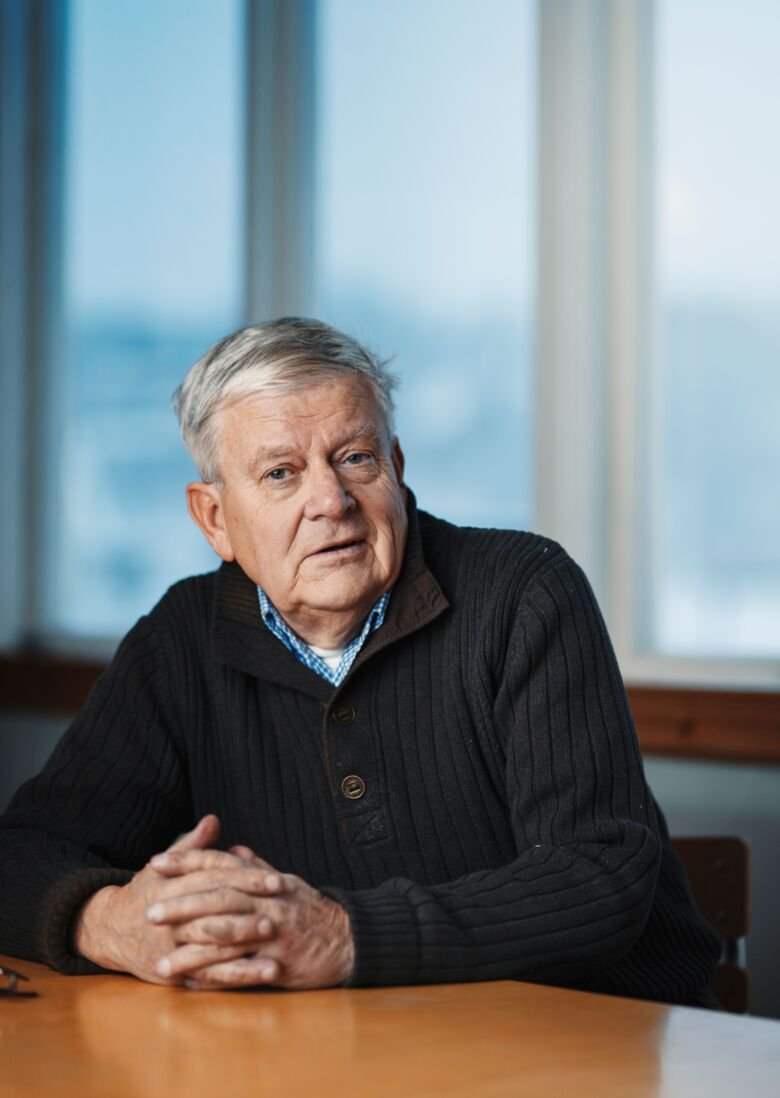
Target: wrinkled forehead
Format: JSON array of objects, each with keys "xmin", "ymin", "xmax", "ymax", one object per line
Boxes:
[{"xmin": 214, "ymin": 374, "xmax": 392, "ymax": 473}]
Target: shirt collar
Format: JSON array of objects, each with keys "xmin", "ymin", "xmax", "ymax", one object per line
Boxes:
[{"xmin": 256, "ymin": 588, "xmax": 391, "ymax": 687}]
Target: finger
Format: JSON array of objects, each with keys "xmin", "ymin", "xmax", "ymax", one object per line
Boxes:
[
  {"xmin": 146, "ymin": 886, "xmax": 259, "ymax": 926},
  {"xmin": 167, "ymin": 815, "xmax": 221, "ymax": 854},
  {"xmin": 228, "ymin": 845, "xmax": 270, "ymax": 867},
  {"xmin": 152, "ymin": 865, "xmax": 286, "ymax": 898},
  {"xmin": 173, "ymin": 914, "xmax": 275, "ymax": 946},
  {"xmin": 183, "ymin": 955, "xmax": 281, "ymax": 990},
  {"xmin": 155, "ymin": 942, "xmax": 251, "ymax": 980},
  {"xmin": 150, "ymin": 848, "xmax": 246, "ymax": 875}
]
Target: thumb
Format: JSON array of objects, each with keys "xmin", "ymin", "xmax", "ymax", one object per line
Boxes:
[{"xmin": 168, "ymin": 814, "xmax": 221, "ymax": 853}]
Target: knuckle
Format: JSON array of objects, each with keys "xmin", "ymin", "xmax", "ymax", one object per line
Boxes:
[
  {"xmin": 185, "ymin": 921, "xmax": 210, "ymax": 943},
  {"xmin": 205, "ymin": 918, "xmax": 234, "ymax": 942},
  {"xmin": 239, "ymin": 916, "xmax": 263, "ymax": 940},
  {"xmin": 207, "ymin": 852, "xmax": 234, "ymax": 869}
]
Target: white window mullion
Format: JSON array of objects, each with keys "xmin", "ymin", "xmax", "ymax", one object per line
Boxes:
[
  {"xmin": 603, "ymin": 0, "xmax": 656, "ymax": 663},
  {"xmin": 535, "ymin": 0, "xmax": 610, "ymax": 598},
  {"xmin": 245, "ymin": 0, "xmax": 316, "ymax": 321}
]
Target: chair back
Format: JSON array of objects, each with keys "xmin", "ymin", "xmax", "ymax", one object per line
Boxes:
[{"xmin": 671, "ymin": 836, "xmax": 750, "ymax": 1013}]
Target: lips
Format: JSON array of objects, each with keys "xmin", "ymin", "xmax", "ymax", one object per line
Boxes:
[{"xmin": 308, "ymin": 537, "xmax": 366, "ymax": 558}]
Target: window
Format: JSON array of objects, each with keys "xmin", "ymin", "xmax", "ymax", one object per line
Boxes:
[
  {"xmin": 2, "ymin": 0, "xmax": 778, "ymax": 684},
  {"xmin": 533, "ymin": 0, "xmax": 779, "ymax": 683},
  {"xmin": 55, "ymin": 0, "xmax": 244, "ymax": 637},
  {"xmin": 653, "ymin": 0, "xmax": 780, "ymax": 659},
  {"xmin": 314, "ymin": 0, "xmax": 536, "ymax": 528}
]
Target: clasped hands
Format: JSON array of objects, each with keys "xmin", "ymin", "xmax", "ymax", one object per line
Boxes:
[{"xmin": 73, "ymin": 815, "xmax": 354, "ymax": 991}]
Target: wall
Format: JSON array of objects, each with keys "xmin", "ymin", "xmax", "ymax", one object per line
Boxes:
[
  {"xmin": 1, "ymin": 714, "xmax": 778, "ymax": 1019},
  {"xmin": 645, "ymin": 757, "xmax": 780, "ymax": 1020},
  {"xmin": 0, "ymin": 712, "xmax": 66, "ymax": 809}
]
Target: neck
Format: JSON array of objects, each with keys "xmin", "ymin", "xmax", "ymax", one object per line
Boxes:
[{"xmin": 281, "ymin": 605, "xmax": 372, "ymax": 649}]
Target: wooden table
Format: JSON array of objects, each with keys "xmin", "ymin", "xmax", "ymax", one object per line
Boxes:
[{"xmin": 2, "ymin": 957, "xmax": 780, "ymax": 1097}]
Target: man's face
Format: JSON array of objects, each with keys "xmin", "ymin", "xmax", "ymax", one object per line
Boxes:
[{"xmin": 189, "ymin": 374, "xmax": 408, "ymax": 647}]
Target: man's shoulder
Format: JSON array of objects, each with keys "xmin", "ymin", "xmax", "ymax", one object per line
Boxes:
[
  {"xmin": 413, "ymin": 508, "xmax": 599, "ymax": 645},
  {"xmin": 417, "ymin": 507, "xmax": 567, "ymax": 575},
  {"xmin": 145, "ymin": 567, "xmax": 222, "ymax": 631}
]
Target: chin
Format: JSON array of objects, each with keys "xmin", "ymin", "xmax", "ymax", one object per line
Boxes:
[{"xmin": 306, "ymin": 577, "xmax": 383, "ymax": 613}]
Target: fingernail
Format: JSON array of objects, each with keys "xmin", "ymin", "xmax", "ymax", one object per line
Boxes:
[
  {"xmin": 265, "ymin": 874, "xmax": 281, "ymax": 892},
  {"xmin": 257, "ymin": 917, "xmax": 272, "ymax": 936},
  {"xmin": 147, "ymin": 903, "xmax": 165, "ymax": 922},
  {"xmin": 150, "ymin": 854, "xmax": 170, "ymax": 868},
  {"xmin": 261, "ymin": 963, "xmax": 276, "ymax": 980},
  {"xmin": 156, "ymin": 957, "xmax": 171, "ymax": 976}
]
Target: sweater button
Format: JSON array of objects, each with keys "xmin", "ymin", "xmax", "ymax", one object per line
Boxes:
[
  {"xmin": 341, "ymin": 774, "xmax": 366, "ymax": 800},
  {"xmin": 333, "ymin": 703, "xmax": 356, "ymax": 725}
]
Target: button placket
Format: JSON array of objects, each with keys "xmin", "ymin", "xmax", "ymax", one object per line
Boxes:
[
  {"xmin": 325, "ymin": 696, "xmax": 388, "ymax": 844},
  {"xmin": 327, "ymin": 698, "xmax": 382, "ymax": 834}
]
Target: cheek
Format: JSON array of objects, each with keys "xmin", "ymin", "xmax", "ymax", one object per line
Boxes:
[
  {"xmin": 377, "ymin": 495, "xmax": 407, "ymax": 555},
  {"xmin": 278, "ymin": 526, "xmax": 312, "ymax": 583}
]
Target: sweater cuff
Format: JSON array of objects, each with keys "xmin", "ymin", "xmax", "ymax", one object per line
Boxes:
[
  {"xmin": 40, "ymin": 864, "xmax": 134, "ymax": 975},
  {"xmin": 321, "ymin": 884, "xmax": 420, "ymax": 987}
]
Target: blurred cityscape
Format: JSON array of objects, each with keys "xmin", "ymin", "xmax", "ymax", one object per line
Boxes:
[{"xmin": 56, "ymin": 295, "xmax": 779, "ymax": 658}]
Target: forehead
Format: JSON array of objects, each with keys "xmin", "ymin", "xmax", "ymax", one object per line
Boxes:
[{"xmin": 217, "ymin": 375, "xmax": 386, "ymax": 462}]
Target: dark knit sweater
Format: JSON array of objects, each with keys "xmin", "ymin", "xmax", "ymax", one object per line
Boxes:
[{"xmin": 0, "ymin": 503, "xmax": 720, "ymax": 1003}]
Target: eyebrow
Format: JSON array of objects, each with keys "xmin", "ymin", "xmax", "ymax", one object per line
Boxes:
[{"xmin": 246, "ymin": 424, "xmax": 381, "ymax": 476}]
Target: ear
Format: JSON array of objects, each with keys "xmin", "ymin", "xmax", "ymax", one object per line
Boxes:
[
  {"xmin": 390, "ymin": 437, "xmax": 406, "ymax": 485},
  {"xmin": 186, "ymin": 482, "xmax": 236, "ymax": 562}
]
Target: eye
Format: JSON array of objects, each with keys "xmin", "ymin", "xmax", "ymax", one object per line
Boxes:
[
  {"xmin": 343, "ymin": 451, "xmax": 373, "ymax": 466},
  {"xmin": 265, "ymin": 467, "xmax": 291, "ymax": 482}
]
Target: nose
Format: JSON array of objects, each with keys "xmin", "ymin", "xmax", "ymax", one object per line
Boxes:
[{"xmin": 302, "ymin": 462, "xmax": 357, "ymax": 522}]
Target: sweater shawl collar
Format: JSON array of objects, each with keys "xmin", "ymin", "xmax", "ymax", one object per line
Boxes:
[{"xmin": 211, "ymin": 492, "xmax": 449, "ymax": 700}]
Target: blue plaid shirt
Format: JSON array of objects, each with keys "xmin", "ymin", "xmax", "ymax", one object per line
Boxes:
[{"xmin": 256, "ymin": 587, "xmax": 390, "ymax": 687}]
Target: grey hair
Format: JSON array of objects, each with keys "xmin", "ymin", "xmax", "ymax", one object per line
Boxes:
[{"xmin": 172, "ymin": 317, "xmax": 399, "ymax": 482}]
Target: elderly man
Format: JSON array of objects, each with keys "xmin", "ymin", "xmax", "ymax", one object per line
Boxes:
[{"xmin": 0, "ymin": 318, "xmax": 719, "ymax": 1001}]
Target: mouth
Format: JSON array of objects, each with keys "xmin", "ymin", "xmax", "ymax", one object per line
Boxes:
[{"xmin": 308, "ymin": 538, "xmax": 366, "ymax": 560}]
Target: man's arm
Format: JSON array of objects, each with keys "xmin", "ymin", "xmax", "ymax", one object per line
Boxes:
[
  {"xmin": 316, "ymin": 557, "xmax": 715, "ymax": 998},
  {"xmin": 0, "ymin": 602, "xmax": 353, "ymax": 989},
  {"xmin": 0, "ymin": 613, "xmax": 193, "ymax": 971}
]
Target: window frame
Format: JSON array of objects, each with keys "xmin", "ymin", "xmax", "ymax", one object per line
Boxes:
[
  {"xmin": 1, "ymin": 0, "xmax": 778, "ymax": 699},
  {"xmin": 536, "ymin": 0, "xmax": 780, "ymax": 688},
  {"xmin": 0, "ymin": 0, "xmax": 67, "ymax": 650}
]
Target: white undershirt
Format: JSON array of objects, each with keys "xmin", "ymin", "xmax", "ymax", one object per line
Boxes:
[{"xmin": 308, "ymin": 643, "xmax": 346, "ymax": 674}]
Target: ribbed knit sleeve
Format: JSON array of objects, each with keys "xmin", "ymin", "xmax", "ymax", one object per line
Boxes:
[
  {"xmin": 324, "ymin": 554, "xmax": 717, "ymax": 1001},
  {"xmin": 0, "ymin": 613, "xmax": 191, "ymax": 971}
]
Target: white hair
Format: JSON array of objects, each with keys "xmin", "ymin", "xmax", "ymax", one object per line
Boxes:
[{"xmin": 172, "ymin": 317, "xmax": 399, "ymax": 482}]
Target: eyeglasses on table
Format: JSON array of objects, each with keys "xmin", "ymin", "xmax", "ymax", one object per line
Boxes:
[{"xmin": 0, "ymin": 964, "xmax": 38, "ymax": 998}]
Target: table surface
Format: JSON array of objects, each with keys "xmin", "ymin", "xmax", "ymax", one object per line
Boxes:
[{"xmin": 2, "ymin": 956, "xmax": 780, "ymax": 1097}]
